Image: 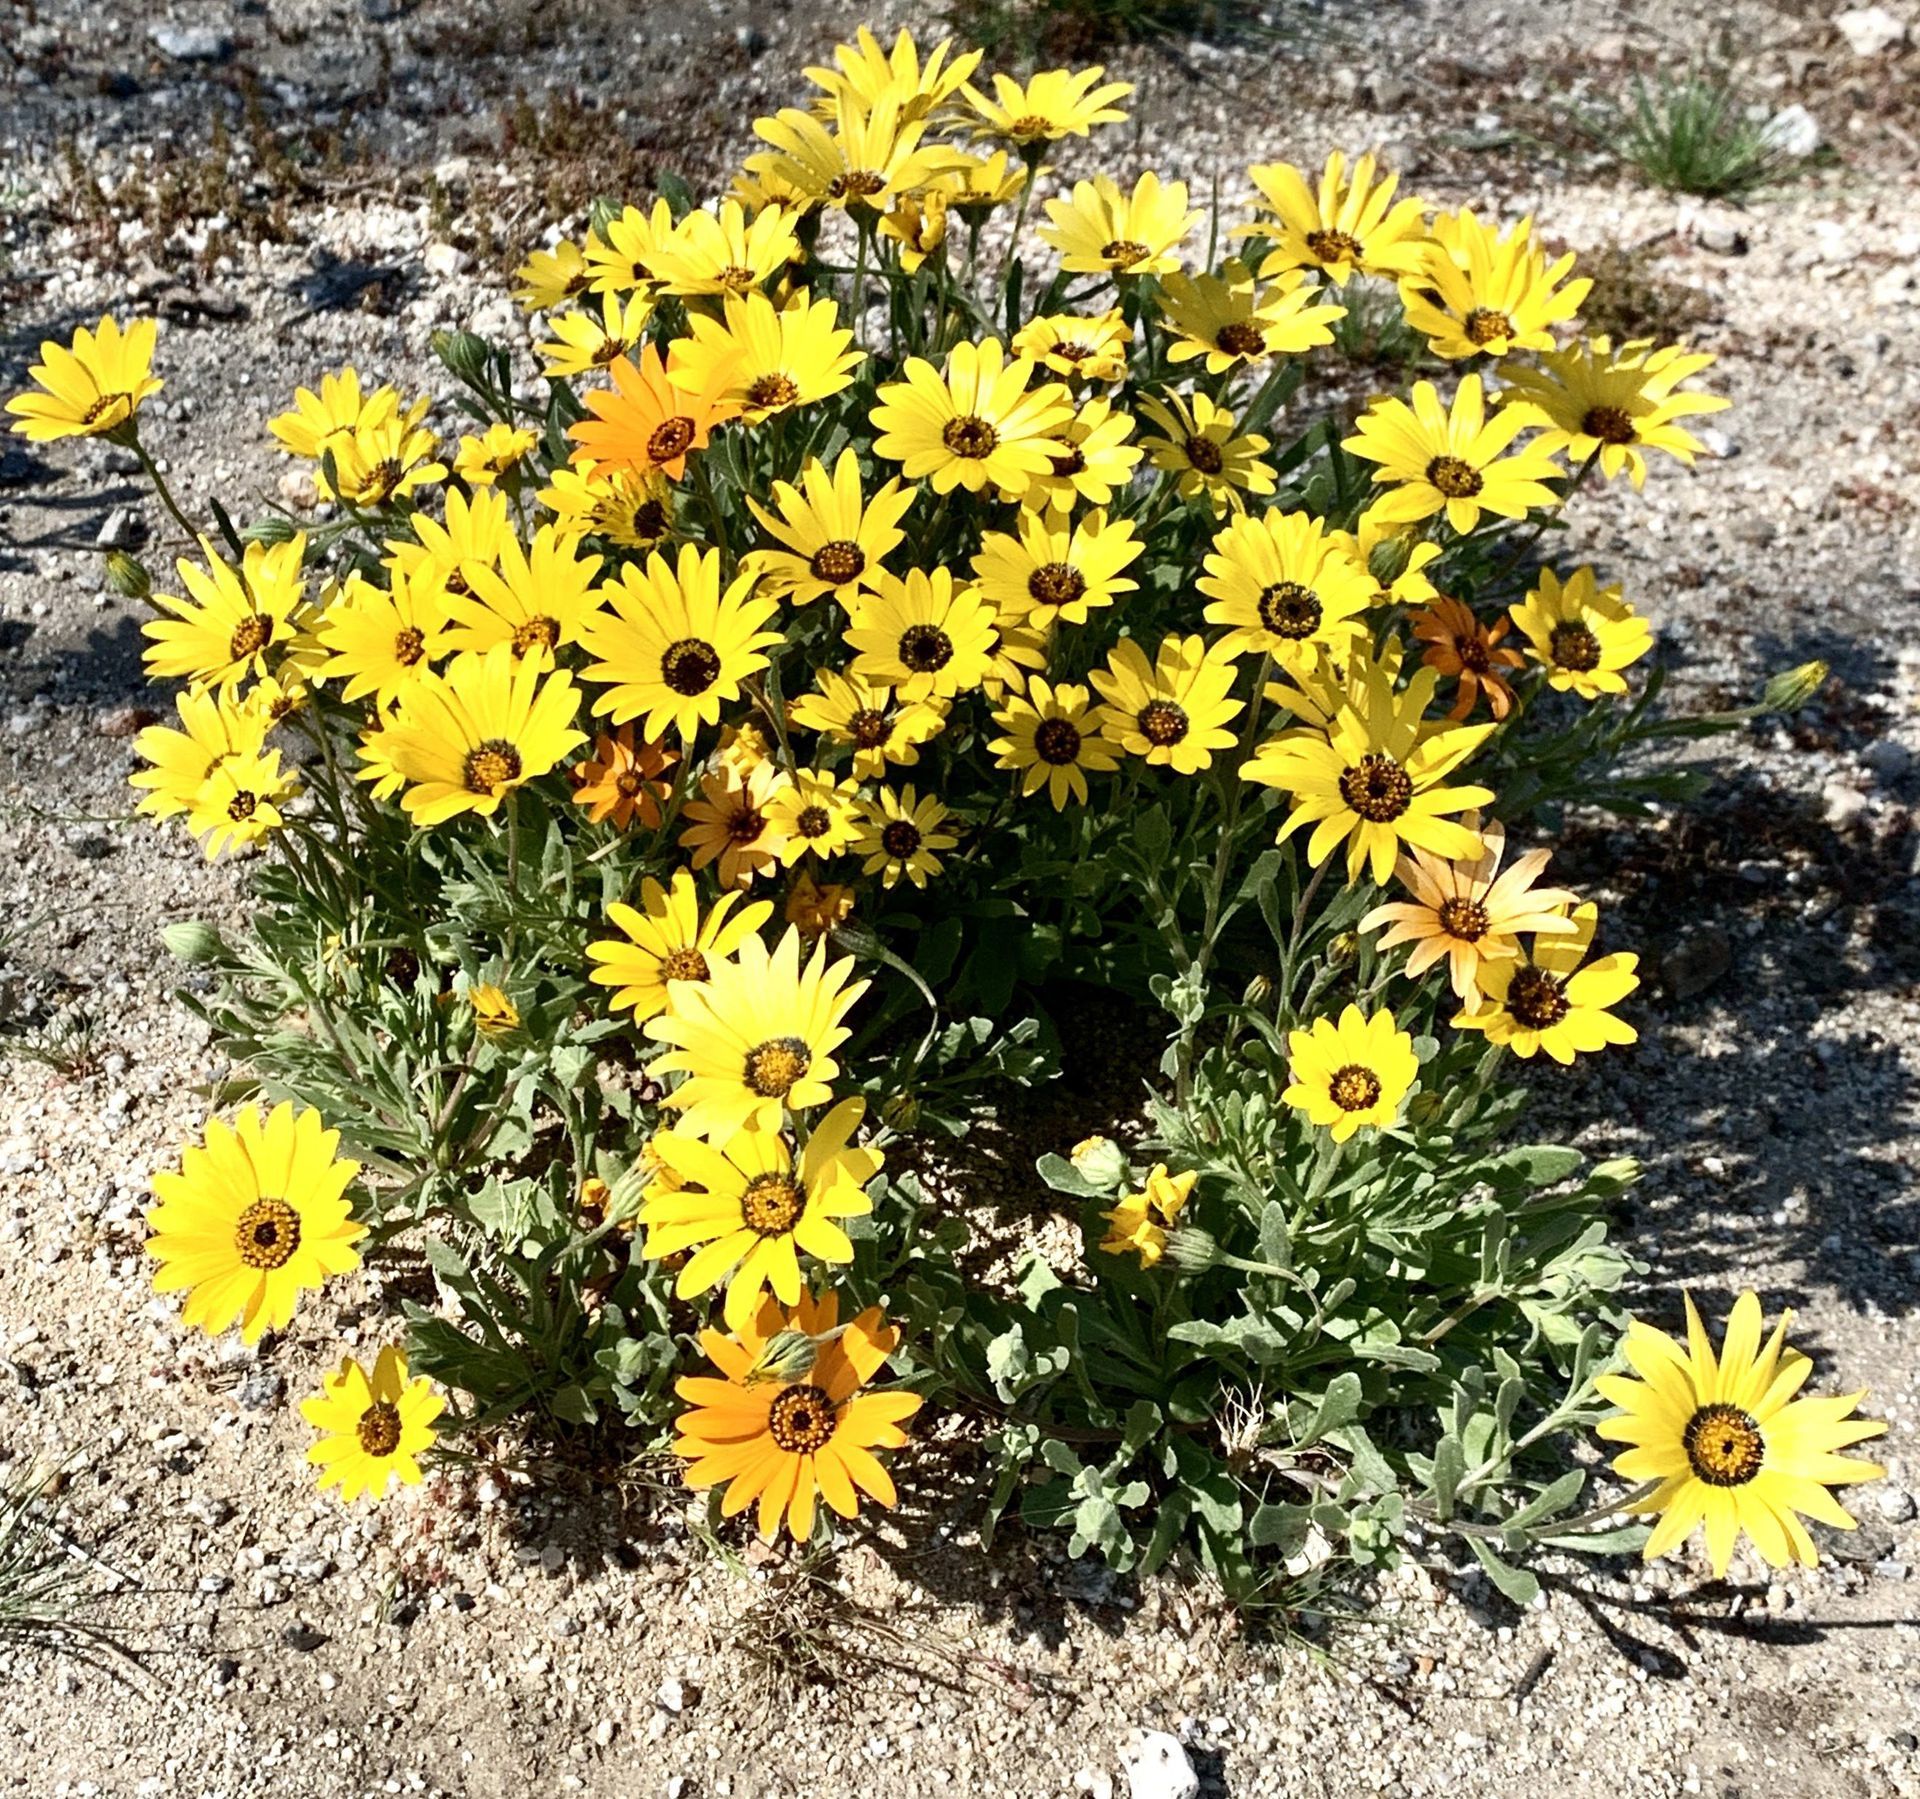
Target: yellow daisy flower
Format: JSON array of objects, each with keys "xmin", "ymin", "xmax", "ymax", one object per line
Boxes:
[
  {"xmin": 788, "ymin": 668, "xmax": 950, "ymax": 777},
  {"xmin": 1019, "ymin": 396, "xmax": 1142, "ymax": 514},
  {"xmin": 1359, "ymin": 817, "xmax": 1578, "ymax": 1001},
  {"xmin": 768, "ymin": 768, "xmax": 865, "ymax": 861},
  {"xmin": 1283, "ymin": 1005, "xmax": 1418, "ymax": 1141},
  {"xmin": 1137, "ymin": 391, "xmax": 1276, "ymax": 514},
  {"xmin": 989, "ymin": 676, "xmax": 1118, "ymax": 809},
  {"xmin": 385, "ymin": 485, "xmax": 513, "ymax": 595},
  {"xmin": 936, "ymin": 148, "xmax": 1029, "ymax": 220},
  {"xmin": 870, "ymin": 338, "xmax": 1072, "ymax": 497},
  {"xmin": 1241, "ymin": 660, "xmax": 1493, "ymax": 884},
  {"xmin": 1508, "ymin": 566, "xmax": 1653, "ymax": 698},
  {"xmin": 130, "ymin": 685, "xmax": 270, "ymax": 820},
  {"xmin": 267, "ymin": 367, "xmax": 411, "ymax": 462},
  {"xmin": 643, "ymin": 1099, "xmax": 879, "ymax": 1329},
  {"xmin": 537, "ymin": 290, "xmax": 657, "ymax": 379},
  {"xmin": 1243, "ymin": 151, "xmax": 1429, "ymax": 287},
  {"xmin": 1041, "ymin": 171, "xmax": 1198, "ymax": 278},
  {"xmin": 324, "ymin": 411, "xmax": 446, "ymax": 509},
  {"xmin": 1199, "ymin": 508, "xmax": 1373, "ymax": 667},
  {"xmin": 512, "ymin": 237, "xmax": 594, "ymax": 310},
  {"xmin": 143, "ymin": 534, "xmax": 313, "ymax": 694},
  {"xmin": 1452, "ymin": 902, "xmax": 1638, "ymax": 1063},
  {"xmin": 1496, "ymin": 335, "xmax": 1729, "ymax": 486},
  {"xmin": 539, "ymin": 462, "xmax": 676, "ymax": 550},
  {"xmin": 877, "ymin": 188, "xmax": 949, "ymax": 271},
  {"xmin": 854, "ymin": 785, "xmax": 959, "ymax": 888},
  {"xmin": 673, "ymin": 1289, "xmax": 921, "ymax": 1543},
  {"xmin": 646, "ymin": 199, "xmax": 800, "ymax": 297},
  {"xmin": 186, "ymin": 747, "xmax": 299, "ymax": 860},
  {"xmin": 577, "ymin": 543, "xmax": 782, "ymax": 744},
  {"xmin": 1011, "ymin": 309, "xmax": 1132, "ymax": 383},
  {"xmin": 1161, "ymin": 264, "xmax": 1347, "ymax": 372},
  {"xmin": 302, "ymin": 1347, "xmax": 444, "ymax": 1505},
  {"xmin": 582, "ymin": 197, "xmax": 675, "ymax": 294},
  {"xmin": 1401, "ymin": 208, "xmax": 1590, "ymax": 360},
  {"xmin": 452, "ymin": 422, "xmax": 538, "ymax": 488},
  {"xmin": 369, "ymin": 642, "xmax": 587, "ymax": 826},
  {"xmin": 972, "ymin": 509, "xmax": 1142, "ymax": 631},
  {"xmin": 844, "ymin": 567, "xmax": 999, "ymax": 701},
  {"xmin": 146, "ymin": 1102, "xmax": 363, "ymax": 1344},
  {"xmin": 1338, "ymin": 514, "xmax": 1445, "ymax": 610},
  {"xmin": 745, "ymin": 96, "xmax": 951, "ymax": 213},
  {"xmin": 644, "ymin": 926, "xmax": 870, "ymax": 1140},
  {"xmin": 745, "ymin": 448, "xmax": 914, "ymax": 606},
  {"xmin": 963, "ymin": 65, "xmax": 1132, "ymax": 144},
  {"xmin": 588, "ymin": 870, "xmax": 772, "ymax": 1021},
  {"xmin": 669, "ymin": 291, "xmax": 863, "ymax": 426},
  {"xmin": 1596, "ymin": 1291, "xmax": 1885, "ymax": 1577},
  {"xmin": 1089, "ymin": 633, "xmax": 1243, "ymax": 775},
  {"xmin": 441, "ymin": 523, "xmax": 606, "ymax": 669},
  {"xmin": 1343, "ymin": 373, "xmax": 1563, "ymax": 534},
  {"xmin": 680, "ymin": 759, "xmax": 793, "ymax": 890},
  {"xmin": 7, "ymin": 314, "xmax": 162, "ymax": 442},
  {"xmin": 805, "ymin": 26, "xmax": 982, "ymax": 123},
  {"xmin": 1097, "ymin": 1164, "xmax": 1195, "ymax": 1267},
  {"xmin": 785, "ymin": 870, "xmax": 856, "ymax": 940},
  {"xmin": 467, "ymin": 983, "xmax": 520, "ymax": 1037}
]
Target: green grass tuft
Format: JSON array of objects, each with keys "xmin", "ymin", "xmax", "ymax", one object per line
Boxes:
[{"xmin": 1610, "ymin": 71, "xmax": 1805, "ymax": 200}]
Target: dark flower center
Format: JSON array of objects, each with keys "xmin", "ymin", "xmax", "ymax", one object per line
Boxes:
[
  {"xmin": 1137, "ymin": 699, "xmax": 1189, "ymax": 747},
  {"xmin": 1305, "ymin": 228, "xmax": 1363, "ymax": 265},
  {"xmin": 227, "ymin": 790, "xmax": 258, "ymax": 822},
  {"xmin": 660, "ymin": 637, "xmax": 723, "ymax": 695},
  {"xmin": 810, "ymin": 540, "xmax": 866, "ymax": 584},
  {"xmin": 1550, "ymin": 622, "xmax": 1603, "ymax": 673},
  {"xmin": 657, "ymin": 946, "xmax": 710, "ymax": 984},
  {"xmin": 1328, "ymin": 1064, "xmax": 1382, "ymax": 1111},
  {"xmin": 942, "ymin": 415, "xmax": 999, "ymax": 459},
  {"xmin": 746, "ymin": 373, "xmax": 800, "ymax": 411},
  {"xmin": 767, "ymin": 1383, "xmax": 838, "ymax": 1452},
  {"xmin": 393, "ymin": 625, "xmax": 426, "ymax": 666},
  {"xmin": 233, "ymin": 1197, "xmax": 301, "ymax": 1271},
  {"xmin": 511, "ymin": 615, "xmax": 559, "ymax": 658},
  {"xmin": 725, "ymin": 806, "xmax": 767, "ymax": 845},
  {"xmin": 1426, "ymin": 455, "xmax": 1483, "ymax": 499},
  {"xmin": 629, "ymin": 499, "xmax": 669, "ymax": 541},
  {"xmin": 1183, "ymin": 436, "xmax": 1225, "ymax": 476},
  {"xmin": 1028, "ymin": 563, "xmax": 1087, "ymax": 610},
  {"xmin": 1581, "ymin": 404, "xmax": 1637, "ymax": 445},
  {"xmin": 1102, "ymin": 238, "xmax": 1149, "ymax": 269},
  {"xmin": 795, "ymin": 805, "xmax": 833, "ymax": 838},
  {"xmin": 464, "ymin": 739, "xmax": 523, "ymax": 793},
  {"xmin": 1463, "ymin": 307, "xmax": 1513, "ymax": 346},
  {"xmin": 1215, "ymin": 321, "xmax": 1267, "ymax": 357},
  {"xmin": 1437, "ymin": 896, "xmax": 1490, "ymax": 941},
  {"xmin": 1506, "ymin": 966, "xmax": 1570, "ymax": 1030},
  {"xmin": 1683, "ymin": 1403, "xmax": 1765, "ymax": 1487},
  {"xmin": 1050, "ymin": 446, "xmax": 1086, "ymax": 478},
  {"xmin": 1338, "ymin": 754, "xmax": 1413, "ymax": 822},
  {"xmin": 716, "ymin": 264, "xmax": 758, "ymax": 290},
  {"xmin": 880, "ymin": 819, "xmax": 923, "ymax": 859},
  {"xmin": 1257, "ymin": 581, "xmax": 1322, "ymax": 640},
  {"xmin": 826, "ymin": 170, "xmax": 888, "ymax": 200},
  {"xmin": 647, "ymin": 417, "xmax": 696, "ymax": 462},
  {"xmin": 1033, "ymin": 717, "xmax": 1083, "ymax": 765},
  {"xmin": 848, "ymin": 707, "xmax": 891, "ymax": 749},
  {"xmin": 897, "ymin": 624, "xmax": 954, "ymax": 673},
  {"xmin": 356, "ymin": 1403, "xmax": 403, "ymax": 1458}
]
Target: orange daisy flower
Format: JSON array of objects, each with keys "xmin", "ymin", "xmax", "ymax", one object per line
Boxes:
[
  {"xmin": 568, "ymin": 344, "xmax": 740, "ymax": 482},
  {"xmin": 673, "ymin": 1289, "xmax": 923, "ymax": 1544},
  {"xmin": 1411, "ymin": 596, "xmax": 1525, "ymax": 721},
  {"xmin": 1359, "ymin": 817, "xmax": 1578, "ymax": 1000},
  {"xmin": 570, "ymin": 724, "xmax": 677, "ymax": 830},
  {"xmin": 678, "ymin": 758, "xmax": 792, "ymax": 889}
]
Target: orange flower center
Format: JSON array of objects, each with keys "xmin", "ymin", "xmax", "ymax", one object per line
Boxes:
[
  {"xmin": 229, "ymin": 614, "xmax": 273, "ymax": 661},
  {"xmin": 647, "ymin": 417, "xmax": 696, "ymax": 462},
  {"xmin": 464, "ymin": 739, "xmax": 522, "ymax": 793},
  {"xmin": 1338, "ymin": 754, "xmax": 1413, "ymax": 822},
  {"xmin": 511, "ymin": 615, "xmax": 559, "ymax": 658},
  {"xmin": 356, "ymin": 1402, "xmax": 403, "ymax": 1458},
  {"xmin": 1102, "ymin": 238, "xmax": 1149, "ymax": 269},
  {"xmin": 393, "ymin": 625, "xmax": 426, "ymax": 666},
  {"xmin": 766, "ymin": 1383, "xmax": 838, "ymax": 1452},
  {"xmin": 233, "ymin": 1197, "xmax": 301, "ymax": 1270},
  {"xmin": 1683, "ymin": 1403, "xmax": 1764, "ymax": 1487},
  {"xmin": 743, "ymin": 1036, "xmax": 812, "ymax": 1098},
  {"xmin": 1464, "ymin": 307, "xmax": 1513, "ymax": 346},
  {"xmin": 657, "ymin": 947, "xmax": 710, "ymax": 984},
  {"xmin": 741, "ymin": 1173, "xmax": 804, "ymax": 1236}
]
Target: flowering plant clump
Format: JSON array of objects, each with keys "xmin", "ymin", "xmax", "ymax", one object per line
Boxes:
[{"xmin": 16, "ymin": 27, "xmax": 1885, "ymax": 1598}]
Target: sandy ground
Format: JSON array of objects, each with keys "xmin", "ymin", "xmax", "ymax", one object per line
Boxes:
[{"xmin": 2, "ymin": 1, "xmax": 1918, "ymax": 1794}]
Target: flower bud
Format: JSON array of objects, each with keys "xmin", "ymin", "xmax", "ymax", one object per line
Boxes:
[
  {"xmin": 743, "ymin": 1326, "xmax": 828, "ymax": 1386},
  {"xmin": 1761, "ymin": 660, "xmax": 1827, "ymax": 714},
  {"xmin": 242, "ymin": 515, "xmax": 300, "ymax": 547},
  {"xmin": 162, "ymin": 919, "xmax": 226, "ymax": 965},
  {"xmin": 1242, "ymin": 973, "xmax": 1273, "ymax": 1008},
  {"xmin": 104, "ymin": 550, "xmax": 151, "ymax": 601},
  {"xmin": 431, "ymin": 329, "xmax": 494, "ymax": 386},
  {"xmin": 1163, "ymin": 1226, "xmax": 1223, "ymax": 1273},
  {"xmin": 1068, "ymin": 1135, "xmax": 1128, "ymax": 1190},
  {"xmin": 1327, "ymin": 930, "xmax": 1359, "ymax": 966}
]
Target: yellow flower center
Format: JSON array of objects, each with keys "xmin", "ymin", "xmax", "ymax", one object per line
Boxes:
[
  {"xmin": 393, "ymin": 625, "xmax": 426, "ymax": 666},
  {"xmin": 1328, "ymin": 1064, "xmax": 1382, "ymax": 1111},
  {"xmin": 1137, "ymin": 699, "xmax": 1189, "ymax": 747},
  {"xmin": 1506, "ymin": 967, "xmax": 1570, "ymax": 1030},
  {"xmin": 1683, "ymin": 1403, "xmax": 1765, "ymax": 1487},
  {"xmin": 227, "ymin": 790, "xmax": 258, "ymax": 823},
  {"xmin": 741, "ymin": 1173, "xmax": 804, "ymax": 1236},
  {"xmin": 464, "ymin": 739, "xmax": 523, "ymax": 793},
  {"xmin": 941, "ymin": 415, "xmax": 999, "ymax": 459},
  {"xmin": 360, "ymin": 458, "xmax": 404, "ymax": 503},
  {"xmin": 743, "ymin": 1036, "xmax": 812, "ymax": 1098},
  {"xmin": 81, "ymin": 392, "xmax": 134, "ymax": 432},
  {"xmin": 511, "ymin": 615, "xmax": 559, "ymax": 658},
  {"xmin": 356, "ymin": 1402, "xmax": 403, "ymax": 1458},
  {"xmin": 1581, "ymin": 404, "xmax": 1638, "ymax": 446},
  {"xmin": 1257, "ymin": 582, "xmax": 1322, "ymax": 640},
  {"xmin": 1033, "ymin": 717, "xmax": 1082, "ymax": 766},
  {"xmin": 1338, "ymin": 754, "xmax": 1413, "ymax": 822},
  {"xmin": 1549, "ymin": 622, "xmax": 1603, "ymax": 673},
  {"xmin": 809, "ymin": 540, "xmax": 866, "ymax": 584},
  {"xmin": 1463, "ymin": 307, "xmax": 1513, "ymax": 346},
  {"xmin": 1006, "ymin": 113, "xmax": 1053, "ymax": 140},
  {"xmin": 1305, "ymin": 228, "xmax": 1363, "ymax": 265},
  {"xmin": 1102, "ymin": 239, "xmax": 1149, "ymax": 269},
  {"xmin": 827, "ymin": 170, "xmax": 888, "ymax": 201},
  {"xmin": 1437, "ymin": 896, "xmax": 1490, "ymax": 941},
  {"xmin": 766, "ymin": 1383, "xmax": 838, "ymax": 1453},
  {"xmin": 233, "ymin": 1197, "xmax": 301, "ymax": 1271},
  {"xmin": 657, "ymin": 946, "xmax": 711, "ymax": 984},
  {"xmin": 897, "ymin": 624, "xmax": 953, "ymax": 674},
  {"xmin": 229, "ymin": 614, "xmax": 273, "ymax": 661},
  {"xmin": 746, "ymin": 373, "xmax": 800, "ymax": 411},
  {"xmin": 647, "ymin": 417, "xmax": 696, "ymax": 462},
  {"xmin": 716, "ymin": 264, "xmax": 758, "ymax": 290},
  {"xmin": 660, "ymin": 637, "xmax": 722, "ymax": 696},
  {"xmin": 1426, "ymin": 455, "xmax": 1483, "ymax": 499}
]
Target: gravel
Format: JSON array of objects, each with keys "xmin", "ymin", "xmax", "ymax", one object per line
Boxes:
[{"xmin": 3, "ymin": 0, "xmax": 1919, "ymax": 1795}]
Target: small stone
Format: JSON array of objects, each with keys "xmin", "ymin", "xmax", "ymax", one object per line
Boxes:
[
  {"xmin": 1120, "ymin": 1730, "xmax": 1199, "ymax": 1799},
  {"xmin": 1869, "ymin": 1485, "xmax": 1917, "ymax": 1523},
  {"xmin": 1694, "ymin": 216, "xmax": 1748, "ymax": 256},
  {"xmin": 1697, "ymin": 426, "xmax": 1735, "ymax": 459},
  {"xmin": 551, "ymin": 1612, "xmax": 582, "ymax": 1639},
  {"xmin": 281, "ymin": 1623, "xmax": 329, "ymax": 1652},
  {"xmin": 733, "ymin": 23, "xmax": 767, "ymax": 54},
  {"xmin": 1822, "ymin": 780, "xmax": 1868, "ymax": 828},
  {"xmin": 94, "ymin": 507, "xmax": 137, "ymax": 550},
  {"xmin": 1760, "ymin": 104, "xmax": 1822, "ymax": 160},
  {"xmin": 424, "ymin": 242, "xmax": 471, "ymax": 278},
  {"xmin": 149, "ymin": 24, "xmax": 231, "ymax": 61},
  {"xmin": 1874, "ymin": 1559, "xmax": 1909, "ymax": 1581},
  {"xmin": 1863, "ymin": 739, "xmax": 1911, "ymax": 782},
  {"xmin": 213, "ymin": 1658, "xmax": 240, "ymax": 1685},
  {"xmin": 1834, "ymin": 7, "xmax": 1907, "ymax": 57},
  {"xmin": 591, "ymin": 1718, "xmax": 616, "ymax": 1748},
  {"xmin": 1074, "ymin": 1768, "xmax": 1116, "ymax": 1799},
  {"xmin": 1659, "ymin": 926, "xmax": 1732, "ymax": 1000},
  {"xmin": 656, "ymin": 1674, "xmax": 698, "ymax": 1713},
  {"xmin": 235, "ymin": 1369, "xmax": 284, "ymax": 1410},
  {"xmin": 1368, "ymin": 73, "xmax": 1415, "ymax": 112},
  {"xmin": 97, "ymin": 705, "xmax": 159, "ymax": 738},
  {"xmin": 277, "ymin": 467, "xmax": 317, "ymax": 511}
]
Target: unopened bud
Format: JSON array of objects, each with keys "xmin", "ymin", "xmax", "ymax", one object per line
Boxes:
[
  {"xmin": 1327, "ymin": 931, "xmax": 1359, "ymax": 966},
  {"xmin": 242, "ymin": 515, "xmax": 300, "ymax": 547},
  {"xmin": 1163, "ymin": 1227, "xmax": 1223, "ymax": 1273},
  {"xmin": 1761, "ymin": 660, "xmax": 1827, "ymax": 714},
  {"xmin": 105, "ymin": 550, "xmax": 151, "ymax": 601},
  {"xmin": 743, "ymin": 1326, "xmax": 834, "ymax": 1386},
  {"xmin": 162, "ymin": 919, "xmax": 226, "ymax": 965},
  {"xmin": 1242, "ymin": 973, "xmax": 1273, "ymax": 1008},
  {"xmin": 431, "ymin": 329, "xmax": 493, "ymax": 386},
  {"xmin": 1068, "ymin": 1135, "xmax": 1128, "ymax": 1190}
]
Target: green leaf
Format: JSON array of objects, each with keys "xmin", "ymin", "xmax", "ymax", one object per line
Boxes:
[
  {"xmin": 1300, "ymin": 1371, "xmax": 1364, "ymax": 1444},
  {"xmin": 1468, "ymin": 1537, "xmax": 1540, "ymax": 1607},
  {"xmin": 1506, "ymin": 1469, "xmax": 1587, "ymax": 1533},
  {"xmin": 1430, "ymin": 1435, "xmax": 1466, "ymax": 1521}
]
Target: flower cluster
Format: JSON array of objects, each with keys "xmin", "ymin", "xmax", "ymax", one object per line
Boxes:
[{"xmin": 13, "ymin": 23, "xmax": 1881, "ymax": 1581}]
